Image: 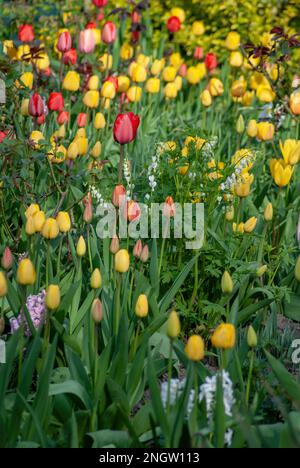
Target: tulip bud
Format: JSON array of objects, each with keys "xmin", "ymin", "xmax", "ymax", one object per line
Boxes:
[
  {"xmin": 247, "ymin": 119, "xmax": 258, "ymax": 138},
  {"xmin": 1, "ymin": 247, "xmax": 13, "ymax": 270},
  {"xmin": 94, "ymin": 112, "xmax": 106, "ymax": 130},
  {"xmin": 91, "ymin": 268, "xmax": 102, "ymax": 289},
  {"xmin": 200, "ymin": 89, "xmax": 212, "ymax": 107},
  {"xmin": 135, "ymin": 294, "xmax": 149, "ymax": 318},
  {"xmin": 110, "ymin": 236, "xmax": 120, "ymax": 254},
  {"xmin": 25, "ymin": 203, "xmax": 40, "ymax": 218},
  {"xmin": 221, "ymin": 271, "xmax": 233, "ymax": 294},
  {"xmin": 115, "ymin": 249, "xmax": 130, "ymax": 273},
  {"xmin": 33, "ymin": 210, "xmax": 46, "ymax": 232},
  {"xmin": 140, "ymin": 245, "xmax": 149, "ymax": 263},
  {"xmin": 56, "ymin": 212, "xmax": 71, "ymax": 233},
  {"xmin": 211, "ymin": 323, "xmax": 236, "ymax": 349},
  {"xmin": 236, "ymin": 114, "xmax": 245, "ymax": 134},
  {"xmin": 0, "ymin": 272, "xmax": 8, "ymax": 297},
  {"xmin": 28, "ymin": 93, "xmax": 44, "ymax": 117},
  {"xmin": 0, "ymin": 317, "xmax": 4, "ymax": 335},
  {"xmin": 90, "ymin": 141, "xmax": 101, "ymax": 159},
  {"xmin": 112, "ymin": 185, "xmax": 126, "ymax": 207},
  {"xmin": 225, "ymin": 206, "xmax": 234, "ymax": 222},
  {"xmin": 256, "ymin": 265, "xmax": 268, "ymax": 277},
  {"xmin": 26, "ymin": 216, "xmax": 36, "ymax": 236},
  {"xmin": 16, "ymin": 258, "xmax": 36, "ymax": 285},
  {"xmin": 67, "ymin": 141, "xmax": 78, "ymax": 160},
  {"xmin": 247, "ymin": 325, "xmax": 257, "ymax": 348},
  {"xmin": 77, "ymin": 236, "xmax": 86, "ymax": 257},
  {"xmin": 295, "ymin": 256, "xmax": 300, "ymax": 282},
  {"xmin": 41, "ymin": 218, "xmax": 60, "ymax": 240},
  {"xmin": 133, "ymin": 239, "xmax": 143, "ymax": 258},
  {"xmin": 264, "ymin": 203, "xmax": 273, "ymax": 222},
  {"xmin": 244, "ymin": 216, "xmax": 257, "ymax": 233},
  {"xmin": 46, "ymin": 285, "xmax": 61, "ymax": 310},
  {"xmin": 21, "ymin": 98, "xmax": 30, "ymax": 116},
  {"xmin": 91, "ymin": 298, "xmax": 103, "ymax": 323},
  {"xmin": 185, "ymin": 335, "xmax": 205, "ymax": 361},
  {"xmin": 167, "ymin": 311, "xmax": 181, "ymax": 339}
]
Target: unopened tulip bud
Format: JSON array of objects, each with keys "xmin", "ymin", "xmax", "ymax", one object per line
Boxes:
[
  {"xmin": 140, "ymin": 245, "xmax": 149, "ymax": 263},
  {"xmin": 247, "ymin": 325, "xmax": 257, "ymax": 348},
  {"xmin": 91, "ymin": 141, "xmax": 101, "ymax": 158},
  {"xmin": 0, "ymin": 317, "xmax": 4, "ymax": 335},
  {"xmin": 264, "ymin": 203, "xmax": 273, "ymax": 222},
  {"xmin": 91, "ymin": 268, "xmax": 102, "ymax": 289},
  {"xmin": 256, "ymin": 265, "xmax": 267, "ymax": 277},
  {"xmin": 167, "ymin": 310, "xmax": 181, "ymax": 339},
  {"xmin": 247, "ymin": 119, "xmax": 258, "ymax": 138},
  {"xmin": 91, "ymin": 298, "xmax": 103, "ymax": 323},
  {"xmin": 236, "ymin": 114, "xmax": 245, "ymax": 134},
  {"xmin": 83, "ymin": 203, "xmax": 93, "ymax": 224},
  {"xmin": 133, "ymin": 239, "xmax": 143, "ymax": 258},
  {"xmin": 110, "ymin": 236, "xmax": 120, "ymax": 254},
  {"xmin": 77, "ymin": 236, "xmax": 86, "ymax": 257},
  {"xmin": 1, "ymin": 247, "xmax": 13, "ymax": 270},
  {"xmin": 225, "ymin": 206, "xmax": 234, "ymax": 222},
  {"xmin": 115, "ymin": 249, "xmax": 130, "ymax": 273},
  {"xmin": 16, "ymin": 258, "xmax": 36, "ymax": 285},
  {"xmin": 135, "ymin": 294, "xmax": 148, "ymax": 318},
  {"xmin": 295, "ymin": 256, "xmax": 300, "ymax": 282},
  {"xmin": 67, "ymin": 141, "xmax": 78, "ymax": 160},
  {"xmin": 0, "ymin": 272, "xmax": 8, "ymax": 297},
  {"xmin": 244, "ymin": 216, "xmax": 257, "ymax": 233},
  {"xmin": 56, "ymin": 212, "xmax": 71, "ymax": 233},
  {"xmin": 46, "ymin": 285, "xmax": 61, "ymax": 310},
  {"xmin": 221, "ymin": 271, "xmax": 233, "ymax": 294},
  {"xmin": 185, "ymin": 335, "xmax": 205, "ymax": 361},
  {"xmin": 112, "ymin": 185, "xmax": 126, "ymax": 208}
]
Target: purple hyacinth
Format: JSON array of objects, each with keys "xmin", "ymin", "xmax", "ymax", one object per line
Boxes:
[{"xmin": 10, "ymin": 290, "xmax": 46, "ymax": 336}]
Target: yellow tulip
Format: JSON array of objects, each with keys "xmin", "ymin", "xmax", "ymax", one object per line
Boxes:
[
  {"xmin": 99, "ymin": 54, "xmax": 113, "ymax": 72},
  {"xmin": 101, "ymin": 82, "xmax": 116, "ymax": 100},
  {"xmin": 264, "ymin": 203, "xmax": 273, "ymax": 222},
  {"xmin": 62, "ymin": 71, "xmax": 80, "ymax": 92},
  {"xmin": 145, "ymin": 77, "xmax": 160, "ymax": 94},
  {"xmin": 21, "ymin": 98, "xmax": 30, "ymax": 116},
  {"xmin": 247, "ymin": 119, "xmax": 258, "ymax": 138},
  {"xmin": 33, "ymin": 210, "xmax": 46, "ymax": 232},
  {"xmin": 127, "ymin": 86, "xmax": 142, "ymax": 103},
  {"xmin": 91, "ymin": 298, "xmax": 103, "ymax": 323},
  {"xmin": 257, "ymin": 122, "xmax": 274, "ymax": 141},
  {"xmin": 290, "ymin": 91, "xmax": 300, "ymax": 115},
  {"xmin": 208, "ymin": 78, "xmax": 224, "ymax": 96},
  {"xmin": 83, "ymin": 90, "xmax": 100, "ymax": 108},
  {"xmin": 0, "ymin": 272, "xmax": 8, "ymax": 297},
  {"xmin": 185, "ymin": 335, "xmax": 205, "ymax": 361},
  {"xmin": 91, "ymin": 268, "xmax": 102, "ymax": 289},
  {"xmin": 164, "ymin": 82, "xmax": 178, "ymax": 99},
  {"xmin": 279, "ymin": 139, "xmax": 300, "ymax": 165},
  {"xmin": 163, "ymin": 66, "xmax": 177, "ymax": 82},
  {"xmin": 25, "ymin": 216, "xmax": 36, "ymax": 235},
  {"xmin": 94, "ymin": 112, "xmax": 106, "ymax": 130},
  {"xmin": 270, "ymin": 159, "xmax": 293, "ymax": 187},
  {"xmin": 91, "ymin": 141, "xmax": 102, "ymax": 158},
  {"xmin": 30, "ymin": 131, "xmax": 45, "ymax": 149},
  {"xmin": 256, "ymin": 85, "xmax": 275, "ymax": 103},
  {"xmin": 117, "ymin": 75, "xmax": 130, "ymax": 93},
  {"xmin": 16, "ymin": 258, "xmax": 36, "ymax": 285},
  {"xmin": 87, "ymin": 75, "xmax": 99, "ymax": 90},
  {"xmin": 229, "ymin": 51, "xmax": 243, "ymax": 67},
  {"xmin": 41, "ymin": 218, "xmax": 60, "ymax": 240},
  {"xmin": 75, "ymin": 137, "xmax": 88, "ymax": 156},
  {"xmin": 151, "ymin": 59, "xmax": 165, "ymax": 76},
  {"xmin": 77, "ymin": 236, "xmax": 86, "ymax": 257},
  {"xmin": 211, "ymin": 323, "xmax": 236, "ymax": 349},
  {"xmin": 244, "ymin": 216, "xmax": 257, "ymax": 233},
  {"xmin": 56, "ymin": 212, "xmax": 71, "ymax": 233},
  {"xmin": 225, "ymin": 31, "xmax": 240, "ymax": 50},
  {"xmin": 67, "ymin": 141, "xmax": 78, "ymax": 160},
  {"xmin": 221, "ymin": 271, "xmax": 234, "ymax": 294},
  {"xmin": 115, "ymin": 249, "xmax": 130, "ymax": 273},
  {"xmin": 120, "ymin": 43, "xmax": 134, "ymax": 61},
  {"xmin": 131, "ymin": 64, "xmax": 147, "ymax": 83},
  {"xmin": 170, "ymin": 7, "xmax": 185, "ymax": 22},
  {"xmin": 17, "ymin": 71, "xmax": 33, "ymax": 89},
  {"xmin": 25, "ymin": 203, "xmax": 40, "ymax": 219},
  {"xmin": 46, "ymin": 285, "xmax": 61, "ymax": 310},
  {"xmin": 167, "ymin": 311, "xmax": 181, "ymax": 339},
  {"xmin": 186, "ymin": 66, "xmax": 201, "ymax": 85},
  {"xmin": 192, "ymin": 21, "xmax": 205, "ymax": 36},
  {"xmin": 135, "ymin": 294, "xmax": 149, "ymax": 318},
  {"xmin": 200, "ymin": 89, "xmax": 212, "ymax": 107}
]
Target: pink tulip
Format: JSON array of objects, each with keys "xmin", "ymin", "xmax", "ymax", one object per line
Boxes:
[
  {"xmin": 78, "ymin": 29, "xmax": 95, "ymax": 54},
  {"xmin": 101, "ymin": 22, "xmax": 117, "ymax": 44},
  {"xmin": 57, "ymin": 31, "xmax": 72, "ymax": 53}
]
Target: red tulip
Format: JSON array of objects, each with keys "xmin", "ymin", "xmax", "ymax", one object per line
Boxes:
[
  {"xmin": 77, "ymin": 113, "xmax": 87, "ymax": 127},
  {"xmin": 86, "ymin": 22, "xmax": 97, "ymax": 29},
  {"xmin": 48, "ymin": 92, "xmax": 64, "ymax": 112},
  {"xmin": 0, "ymin": 131, "xmax": 7, "ymax": 143},
  {"xmin": 37, "ymin": 115, "xmax": 45, "ymax": 125},
  {"xmin": 103, "ymin": 75, "xmax": 118, "ymax": 92},
  {"xmin": 57, "ymin": 31, "xmax": 72, "ymax": 53},
  {"xmin": 63, "ymin": 49, "xmax": 77, "ymax": 65},
  {"xmin": 205, "ymin": 52, "xmax": 218, "ymax": 71},
  {"xmin": 79, "ymin": 29, "xmax": 95, "ymax": 54},
  {"xmin": 93, "ymin": 0, "xmax": 108, "ymax": 6},
  {"xmin": 131, "ymin": 30, "xmax": 141, "ymax": 43},
  {"xmin": 1, "ymin": 247, "xmax": 13, "ymax": 270},
  {"xmin": 83, "ymin": 193, "xmax": 93, "ymax": 223},
  {"xmin": 57, "ymin": 110, "xmax": 69, "ymax": 125},
  {"xmin": 18, "ymin": 24, "xmax": 34, "ymax": 42},
  {"xmin": 97, "ymin": 13, "xmax": 105, "ymax": 22},
  {"xmin": 163, "ymin": 196, "xmax": 176, "ymax": 218},
  {"xmin": 166, "ymin": 16, "xmax": 181, "ymax": 33},
  {"xmin": 28, "ymin": 93, "xmax": 44, "ymax": 117},
  {"xmin": 112, "ymin": 184, "xmax": 126, "ymax": 207},
  {"xmin": 194, "ymin": 47, "xmax": 204, "ymax": 61},
  {"xmin": 113, "ymin": 112, "xmax": 140, "ymax": 145},
  {"xmin": 102, "ymin": 21, "xmax": 117, "ymax": 44}
]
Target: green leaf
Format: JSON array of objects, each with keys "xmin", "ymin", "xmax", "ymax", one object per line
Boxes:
[
  {"xmin": 265, "ymin": 350, "xmax": 300, "ymax": 407},
  {"xmin": 49, "ymin": 380, "xmax": 93, "ymax": 411}
]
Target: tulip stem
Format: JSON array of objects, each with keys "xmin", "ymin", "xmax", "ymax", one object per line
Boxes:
[
  {"xmin": 87, "ymin": 226, "xmax": 93, "ymax": 273},
  {"xmin": 246, "ymin": 350, "xmax": 255, "ymax": 407},
  {"xmin": 118, "ymin": 145, "xmax": 125, "ymax": 183},
  {"xmin": 167, "ymin": 339, "xmax": 173, "ymax": 414}
]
